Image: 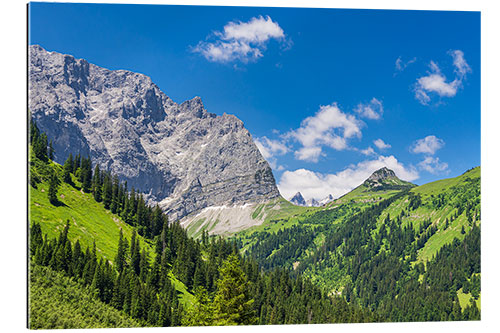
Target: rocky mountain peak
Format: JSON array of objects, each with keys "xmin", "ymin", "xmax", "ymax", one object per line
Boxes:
[
  {"xmin": 360, "ymin": 167, "xmax": 415, "ymax": 191},
  {"xmin": 290, "ymin": 192, "xmax": 306, "ymax": 206},
  {"xmin": 29, "ymin": 45, "xmax": 280, "ymax": 221},
  {"xmin": 367, "ymin": 167, "xmax": 397, "ymax": 182}
]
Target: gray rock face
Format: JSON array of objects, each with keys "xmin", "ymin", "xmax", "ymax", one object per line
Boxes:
[
  {"xmin": 289, "ymin": 192, "xmax": 306, "ymax": 206},
  {"xmin": 362, "ymin": 167, "xmax": 415, "ymax": 190},
  {"xmin": 366, "ymin": 167, "xmax": 397, "ymax": 182},
  {"xmin": 29, "ymin": 45, "xmax": 280, "ymax": 220}
]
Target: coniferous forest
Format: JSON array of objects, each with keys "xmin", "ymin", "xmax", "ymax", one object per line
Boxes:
[
  {"xmin": 29, "ymin": 121, "xmax": 375, "ymax": 328},
  {"xmin": 28, "ymin": 120, "xmax": 480, "ymax": 328}
]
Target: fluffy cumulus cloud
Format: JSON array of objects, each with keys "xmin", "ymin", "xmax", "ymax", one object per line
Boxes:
[
  {"xmin": 373, "ymin": 138, "xmax": 391, "ymax": 150},
  {"xmin": 418, "ymin": 156, "xmax": 449, "ymax": 174},
  {"xmin": 254, "ymin": 136, "xmax": 288, "ymax": 170},
  {"xmin": 414, "ymin": 50, "xmax": 471, "ymax": 105},
  {"xmin": 360, "ymin": 147, "xmax": 376, "ymax": 156},
  {"xmin": 193, "ymin": 16, "xmax": 287, "ymax": 63},
  {"xmin": 278, "ymin": 155, "xmax": 419, "ymax": 201},
  {"xmin": 254, "ymin": 136, "xmax": 288, "ymax": 159},
  {"xmin": 410, "ymin": 135, "xmax": 449, "ymax": 174},
  {"xmin": 287, "ymin": 103, "xmax": 363, "ymax": 162},
  {"xmin": 354, "ymin": 98, "xmax": 384, "ymax": 120},
  {"xmin": 410, "ymin": 135, "xmax": 445, "ymax": 155}
]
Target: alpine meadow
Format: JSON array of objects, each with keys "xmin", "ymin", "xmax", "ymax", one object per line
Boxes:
[{"xmin": 28, "ymin": 2, "xmax": 481, "ymax": 329}]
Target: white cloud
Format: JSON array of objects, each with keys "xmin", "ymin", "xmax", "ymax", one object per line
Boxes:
[
  {"xmin": 254, "ymin": 136, "xmax": 288, "ymax": 159},
  {"xmin": 414, "ymin": 88, "xmax": 431, "ymax": 105},
  {"xmin": 287, "ymin": 103, "xmax": 363, "ymax": 162},
  {"xmin": 450, "ymin": 49, "xmax": 471, "ymax": 78},
  {"xmin": 354, "ymin": 98, "xmax": 384, "ymax": 120},
  {"xmin": 222, "ymin": 16, "xmax": 284, "ymax": 43},
  {"xmin": 278, "ymin": 155, "xmax": 419, "ymax": 201},
  {"xmin": 411, "ymin": 135, "xmax": 445, "ymax": 155},
  {"xmin": 373, "ymin": 138, "xmax": 391, "ymax": 150},
  {"xmin": 410, "ymin": 135, "xmax": 449, "ymax": 174},
  {"xmin": 418, "ymin": 156, "xmax": 449, "ymax": 174},
  {"xmin": 360, "ymin": 147, "xmax": 376, "ymax": 156},
  {"xmin": 193, "ymin": 16, "xmax": 287, "ymax": 63},
  {"xmin": 414, "ymin": 50, "xmax": 471, "ymax": 105},
  {"xmin": 295, "ymin": 146, "xmax": 323, "ymax": 162},
  {"xmin": 254, "ymin": 136, "xmax": 288, "ymax": 171},
  {"xmin": 395, "ymin": 56, "xmax": 417, "ymax": 73}
]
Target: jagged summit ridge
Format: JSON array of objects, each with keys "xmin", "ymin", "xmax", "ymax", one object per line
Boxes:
[
  {"xmin": 29, "ymin": 45, "xmax": 280, "ymax": 221},
  {"xmin": 289, "ymin": 192, "xmax": 332, "ymax": 207},
  {"xmin": 362, "ymin": 167, "xmax": 415, "ymax": 190},
  {"xmin": 367, "ymin": 167, "xmax": 396, "ymax": 182},
  {"xmin": 289, "ymin": 192, "xmax": 306, "ymax": 206}
]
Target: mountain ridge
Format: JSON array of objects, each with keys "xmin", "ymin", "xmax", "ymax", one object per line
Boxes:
[
  {"xmin": 28, "ymin": 45, "xmax": 280, "ymax": 222},
  {"xmin": 289, "ymin": 192, "xmax": 306, "ymax": 206}
]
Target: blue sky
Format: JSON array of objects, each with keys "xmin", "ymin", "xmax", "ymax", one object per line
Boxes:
[{"xmin": 29, "ymin": 2, "xmax": 480, "ymax": 200}]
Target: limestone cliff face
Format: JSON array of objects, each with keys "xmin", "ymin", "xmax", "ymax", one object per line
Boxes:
[{"xmin": 29, "ymin": 45, "xmax": 280, "ymax": 221}]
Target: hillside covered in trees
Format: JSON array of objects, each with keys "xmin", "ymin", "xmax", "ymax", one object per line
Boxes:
[
  {"xmin": 29, "ymin": 121, "xmax": 376, "ymax": 328},
  {"xmin": 235, "ymin": 167, "xmax": 481, "ymax": 322},
  {"xmin": 29, "ymin": 120, "xmax": 480, "ymax": 328}
]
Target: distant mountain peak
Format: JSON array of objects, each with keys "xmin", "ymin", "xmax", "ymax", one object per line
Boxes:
[
  {"xmin": 361, "ymin": 167, "xmax": 414, "ymax": 190},
  {"xmin": 290, "ymin": 192, "xmax": 306, "ymax": 206},
  {"xmin": 367, "ymin": 167, "xmax": 397, "ymax": 182}
]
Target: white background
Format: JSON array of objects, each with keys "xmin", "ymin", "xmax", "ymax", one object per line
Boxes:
[{"xmin": 0, "ymin": 0, "xmax": 498, "ymax": 332}]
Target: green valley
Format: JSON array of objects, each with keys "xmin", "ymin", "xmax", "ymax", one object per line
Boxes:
[
  {"xmin": 28, "ymin": 122, "xmax": 377, "ymax": 328},
  {"xmin": 234, "ymin": 166, "xmax": 481, "ymax": 320}
]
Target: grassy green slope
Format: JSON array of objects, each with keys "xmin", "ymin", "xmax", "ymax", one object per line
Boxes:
[
  {"xmin": 376, "ymin": 167, "xmax": 480, "ymax": 263},
  {"xmin": 237, "ymin": 167, "xmax": 480, "ymax": 301},
  {"xmin": 235, "ymin": 174, "xmax": 412, "ymax": 256},
  {"xmin": 332, "ymin": 175, "xmax": 414, "ymax": 206},
  {"xmin": 248, "ymin": 198, "xmax": 320, "ymax": 233},
  {"xmin": 184, "ymin": 197, "xmax": 320, "ymax": 240},
  {"xmin": 235, "ymin": 198, "xmax": 325, "ymax": 252},
  {"xmin": 30, "ymin": 173, "xmax": 154, "ymax": 263},
  {"xmin": 29, "ymin": 157, "xmax": 194, "ymax": 307}
]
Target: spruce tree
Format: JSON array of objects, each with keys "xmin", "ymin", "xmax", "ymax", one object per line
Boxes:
[
  {"xmin": 212, "ymin": 254, "xmax": 256, "ymax": 325},
  {"xmin": 81, "ymin": 156, "xmax": 93, "ymax": 192},
  {"xmin": 182, "ymin": 286, "xmax": 214, "ymax": 326},
  {"xmin": 33, "ymin": 131, "xmax": 48, "ymax": 162},
  {"xmin": 62, "ymin": 154, "xmax": 74, "ymax": 184},
  {"xmin": 193, "ymin": 261, "xmax": 206, "ymax": 289},
  {"xmin": 115, "ymin": 229, "xmax": 127, "ymax": 273},
  {"xmin": 30, "ymin": 118, "xmax": 40, "ymax": 144},
  {"xmin": 73, "ymin": 153, "xmax": 81, "ymax": 174},
  {"xmin": 102, "ymin": 172, "xmax": 113, "ymax": 209},
  {"xmin": 111, "ymin": 175, "xmax": 119, "ymax": 214},
  {"xmin": 92, "ymin": 164, "xmax": 102, "ymax": 202},
  {"xmin": 48, "ymin": 171, "xmax": 60, "ymax": 205},
  {"xmin": 72, "ymin": 239, "xmax": 83, "ymax": 277}
]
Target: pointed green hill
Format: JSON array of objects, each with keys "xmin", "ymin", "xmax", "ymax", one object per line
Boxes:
[{"xmin": 332, "ymin": 167, "xmax": 416, "ymax": 205}]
